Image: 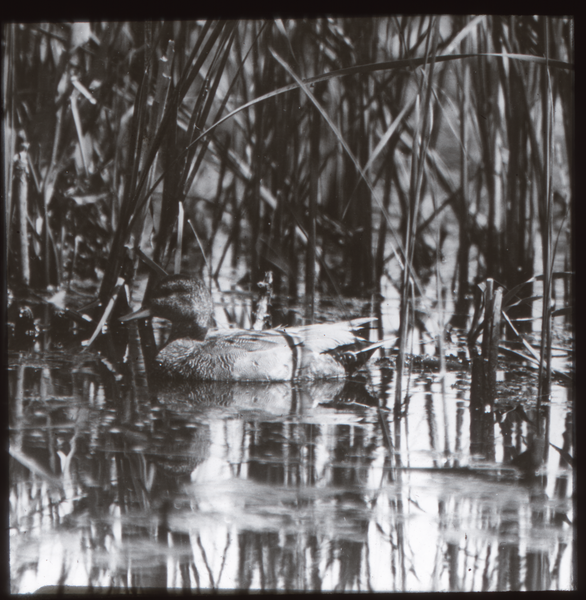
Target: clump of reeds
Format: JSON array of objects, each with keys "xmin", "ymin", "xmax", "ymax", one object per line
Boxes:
[{"xmin": 4, "ymin": 18, "xmax": 572, "ymax": 388}]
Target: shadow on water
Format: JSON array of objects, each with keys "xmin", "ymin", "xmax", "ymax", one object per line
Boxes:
[{"xmin": 8, "ymin": 312, "xmax": 573, "ymax": 593}]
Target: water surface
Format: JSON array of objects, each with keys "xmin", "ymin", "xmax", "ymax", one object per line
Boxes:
[{"xmin": 8, "ymin": 310, "xmax": 574, "ymax": 592}]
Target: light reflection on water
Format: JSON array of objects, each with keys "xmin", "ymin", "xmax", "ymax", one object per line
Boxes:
[{"xmin": 8, "ymin": 333, "xmax": 573, "ymax": 592}]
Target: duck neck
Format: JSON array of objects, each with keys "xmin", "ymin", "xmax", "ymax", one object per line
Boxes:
[{"xmin": 168, "ymin": 320, "xmax": 209, "ymax": 342}]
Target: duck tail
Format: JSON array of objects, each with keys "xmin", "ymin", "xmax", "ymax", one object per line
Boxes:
[
  {"xmin": 354, "ymin": 337, "xmax": 397, "ymax": 355},
  {"xmin": 329, "ymin": 336, "xmax": 397, "ymax": 373},
  {"xmin": 348, "ymin": 316, "xmax": 377, "ymax": 334}
]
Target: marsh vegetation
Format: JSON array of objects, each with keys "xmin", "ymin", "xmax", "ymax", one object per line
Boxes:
[{"xmin": 5, "ymin": 17, "xmax": 574, "ymax": 592}]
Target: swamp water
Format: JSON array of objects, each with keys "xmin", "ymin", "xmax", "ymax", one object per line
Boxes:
[{"xmin": 8, "ymin": 284, "xmax": 574, "ymax": 592}]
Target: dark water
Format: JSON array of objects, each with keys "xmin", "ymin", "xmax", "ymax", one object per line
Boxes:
[{"xmin": 8, "ymin": 294, "xmax": 574, "ymax": 592}]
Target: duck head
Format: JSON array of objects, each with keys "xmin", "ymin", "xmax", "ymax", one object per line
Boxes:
[{"xmin": 121, "ymin": 274, "xmax": 213, "ymax": 341}]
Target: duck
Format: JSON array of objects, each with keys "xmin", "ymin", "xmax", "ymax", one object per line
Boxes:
[{"xmin": 120, "ymin": 274, "xmax": 388, "ymax": 381}]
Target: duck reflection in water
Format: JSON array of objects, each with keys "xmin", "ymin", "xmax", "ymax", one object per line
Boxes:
[{"xmin": 121, "ymin": 274, "xmax": 388, "ymax": 382}]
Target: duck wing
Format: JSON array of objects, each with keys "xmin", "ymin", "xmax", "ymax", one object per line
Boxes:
[
  {"xmin": 281, "ymin": 317, "xmax": 376, "ymax": 353},
  {"xmin": 205, "ymin": 328, "xmax": 293, "ymax": 352},
  {"xmin": 206, "ymin": 317, "xmax": 377, "ymax": 354}
]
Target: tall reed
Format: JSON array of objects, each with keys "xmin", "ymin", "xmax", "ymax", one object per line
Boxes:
[{"xmin": 4, "ymin": 18, "xmax": 572, "ymax": 359}]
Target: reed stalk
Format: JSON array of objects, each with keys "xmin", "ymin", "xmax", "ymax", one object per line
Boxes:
[
  {"xmin": 537, "ymin": 18, "xmax": 554, "ymax": 409},
  {"xmin": 395, "ymin": 18, "xmax": 440, "ymax": 411},
  {"xmin": 305, "ymin": 102, "xmax": 320, "ymax": 320},
  {"xmin": 14, "ymin": 146, "xmax": 30, "ymax": 286},
  {"xmin": 451, "ymin": 20, "xmax": 471, "ymax": 329}
]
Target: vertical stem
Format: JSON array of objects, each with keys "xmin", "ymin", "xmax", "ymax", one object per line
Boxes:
[
  {"xmin": 252, "ymin": 271, "xmax": 273, "ymax": 331},
  {"xmin": 289, "ymin": 96, "xmax": 301, "ymax": 302},
  {"xmin": 43, "ymin": 191, "xmax": 51, "ymax": 288},
  {"xmin": 481, "ymin": 280, "xmax": 502, "ymax": 409},
  {"xmin": 453, "ymin": 27, "xmax": 471, "ymax": 328},
  {"xmin": 487, "ymin": 134, "xmax": 501, "ymax": 280},
  {"xmin": 435, "ymin": 211, "xmax": 449, "ymax": 458},
  {"xmin": 174, "ymin": 202, "xmax": 184, "ymax": 275},
  {"xmin": 357, "ymin": 82, "xmax": 373, "ymax": 291},
  {"xmin": 374, "ymin": 168, "xmax": 392, "ymax": 348},
  {"xmin": 4, "ymin": 24, "xmax": 16, "ymax": 261},
  {"xmin": 538, "ymin": 17, "xmax": 554, "ymax": 413},
  {"xmin": 374, "ymin": 168, "xmax": 391, "ymax": 288},
  {"xmin": 14, "ymin": 146, "xmax": 30, "ymax": 286},
  {"xmin": 395, "ymin": 16, "xmax": 439, "ymax": 412},
  {"xmin": 305, "ymin": 102, "xmax": 320, "ymax": 321},
  {"xmin": 230, "ymin": 188, "xmax": 240, "ymax": 272},
  {"xmin": 249, "ymin": 22, "xmax": 262, "ymax": 288},
  {"xmin": 394, "ymin": 90, "xmax": 420, "ymax": 413}
]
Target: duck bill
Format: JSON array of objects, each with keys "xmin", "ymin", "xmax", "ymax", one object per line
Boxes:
[{"xmin": 119, "ymin": 307, "xmax": 153, "ymax": 322}]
